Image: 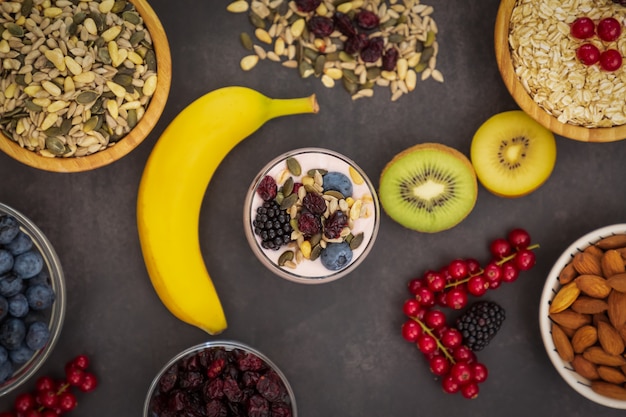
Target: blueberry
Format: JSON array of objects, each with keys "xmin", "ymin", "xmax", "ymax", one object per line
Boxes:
[
  {"xmin": 0, "ymin": 296, "xmax": 8, "ymax": 322},
  {"xmin": 25, "ymin": 321, "xmax": 49, "ymax": 350},
  {"xmin": 0, "ymin": 360, "xmax": 12, "ymax": 383},
  {"xmin": 5, "ymin": 231, "xmax": 33, "ymax": 256},
  {"xmin": 0, "ymin": 272, "xmax": 24, "ymax": 298},
  {"xmin": 0, "ymin": 250, "xmax": 13, "ymax": 276},
  {"xmin": 8, "ymin": 294, "xmax": 28, "ymax": 318},
  {"xmin": 0, "ymin": 215, "xmax": 19, "ymax": 245},
  {"xmin": 323, "ymin": 172, "xmax": 353, "ymax": 197},
  {"xmin": 0, "ymin": 346, "xmax": 8, "ymax": 364},
  {"xmin": 320, "ymin": 242, "xmax": 353, "ymax": 271},
  {"xmin": 13, "ymin": 250, "xmax": 44, "ymax": 279},
  {"xmin": 28, "ymin": 270, "xmax": 50, "ymax": 287},
  {"xmin": 0, "ymin": 318, "xmax": 26, "ymax": 350},
  {"xmin": 9, "ymin": 342, "xmax": 34, "ymax": 364},
  {"xmin": 25, "ymin": 284, "xmax": 55, "ymax": 311}
]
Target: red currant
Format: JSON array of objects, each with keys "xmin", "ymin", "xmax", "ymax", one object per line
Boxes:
[
  {"xmin": 467, "ymin": 275, "xmax": 488, "ymax": 296},
  {"xmin": 449, "ymin": 362, "xmax": 473, "ymax": 385},
  {"xmin": 461, "ymin": 382, "xmax": 480, "ymax": 399},
  {"xmin": 597, "ymin": 17, "xmax": 621, "ymax": 42},
  {"xmin": 453, "ymin": 345, "xmax": 476, "ymax": 364},
  {"xmin": 447, "ymin": 259, "xmax": 468, "ymax": 280},
  {"xmin": 446, "ymin": 287, "xmax": 468, "ymax": 310},
  {"xmin": 407, "ymin": 277, "xmax": 425, "ymax": 295},
  {"xmin": 441, "ymin": 375, "xmax": 460, "ymax": 394},
  {"xmin": 424, "ymin": 271, "xmax": 446, "ymax": 293},
  {"xmin": 577, "ymin": 43, "xmax": 601, "ymax": 66},
  {"xmin": 78, "ymin": 372, "xmax": 98, "ymax": 393},
  {"xmin": 429, "ymin": 355, "xmax": 450, "ymax": 376},
  {"xmin": 435, "ymin": 291, "xmax": 448, "ymax": 308},
  {"xmin": 471, "ymin": 362, "xmax": 489, "ymax": 383},
  {"xmin": 440, "ymin": 328, "xmax": 463, "ymax": 349},
  {"xmin": 600, "ymin": 48, "xmax": 622, "ymax": 71},
  {"xmin": 514, "ymin": 249, "xmax": 536, "ymax": 271},
  {"xmin": 23, "ymin": 410, "xmax": 42, "ymax": 417},
  {"xmin": 414, "ymin": 287, "xmax": 435, "ymax": 308},
  {"xmin": 401, "ymin": 320, "xmax": 422, "ymax": 342},
  {"xmin": 489, "ymin": 238, "xmax": 512, "ymax": 259},
  {"xmin": 35, "ymin": 376, "xmax": 56, "ymax": 393},
  {"xmin": 423, "ymin": 309, "xmax": 447, "ymax": 330},
  {"xmin": 483, "ymin": 262, "xmax": 502, "ymax": 289},
  {"xmin": 417, "ymin": 334, "xmax": 438, "ymax": 355},
  {"xmin": 14, "ymin": 393, "xmax": 36, "ymax": 413},
  {"xmin": 501, "ymin": 261, "xmax": 520, "ymax": 283},
  {"xmin": 71, "ymin": 355, "xmax": 90, "ymax": 370},
  {"xmin": 507, "ymin": 228, "xmax": 531, "ymax": 249},
  {"xmin": 570, "ymin": 16, "xmax": 595, "ymax": 39},
  {"xmin": 57, "ymin": 391, "xmax": 78, "ymax": 412},
  {"xmin": 465, "ymin": 258, "xmax": 481, "ymax": 275},
  {"xmin": 66, "ymin": 366, "xmax": 85, "ymax": 387},
  {"xmin": 402, "ymin": 299, "xmax": 422, "ymax": 318},
  {"xmin": 36, "ymin": 390, "xmax": 58, "ymax": 408}
]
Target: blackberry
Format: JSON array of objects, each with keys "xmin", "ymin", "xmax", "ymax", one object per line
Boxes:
[
  {"xmin": 253, "ymin": 200, "xmax": 293, "ymax": 250},
  {"xmin": 455, "ymin": 301, "xmax": 505, "ymax": 352}
]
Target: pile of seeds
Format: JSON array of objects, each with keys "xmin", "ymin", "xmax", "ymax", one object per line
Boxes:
[
  {"xmin": 227, "ymin": 0, "xmax": 442, "ymax": 101},
  {"xmin": 0, "ymin": 0, "xmax": 157, "ymax": 158}
]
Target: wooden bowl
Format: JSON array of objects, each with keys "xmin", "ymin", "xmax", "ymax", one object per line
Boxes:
[
  {"xmin": 0, "ymin": 0, "xmax": 171, "ymax": 172},
  {"xmin": 494, "ymin": 0, "xmax": 626, "ymax": 142}
]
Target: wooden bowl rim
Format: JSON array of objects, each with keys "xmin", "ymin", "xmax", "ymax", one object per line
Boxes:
[
  {"xmin": 0, "ymin": 0, "xmax": 172, "ymax": 172},
  {"xmin": 494, "ymin": 0, "xmax": 626, "ymax": 143}
]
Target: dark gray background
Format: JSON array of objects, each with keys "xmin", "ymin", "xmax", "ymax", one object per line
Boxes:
[{"xmin": 1, "ymin": 0, "xmax": 626, "ymax": 416}]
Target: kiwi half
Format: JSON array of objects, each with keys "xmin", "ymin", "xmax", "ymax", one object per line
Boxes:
[
  {"xmin": 378, "ymin": 143, "xmax": 478, "ymax": 233},
  {"xmin": 470, "ymin": 110, "xmax": 556, "ymax": 198}
]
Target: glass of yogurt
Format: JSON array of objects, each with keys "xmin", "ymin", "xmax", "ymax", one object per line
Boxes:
[{"xmin": 243, "ymin": 148, "xmax": 380, "ymax": 284}]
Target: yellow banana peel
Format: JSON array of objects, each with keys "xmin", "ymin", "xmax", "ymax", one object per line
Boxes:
[{"xmin": 137, "ymin": 86, "xmax": 319, "ymax": 334}]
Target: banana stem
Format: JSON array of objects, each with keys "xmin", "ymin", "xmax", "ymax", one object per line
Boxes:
[{"xmin": 266, "ymin": 94, "xmax": 319, "ymax": 120}]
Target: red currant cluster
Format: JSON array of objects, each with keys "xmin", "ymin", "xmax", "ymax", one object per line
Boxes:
[
  {"xmin": 400, "ymin": 228, "xmax": 537, "ymax": 399},
  {"xmin": 571, "ymin": 16, "xmax": 623, "ymax": 71},
  {"xmin": 0, "ymin": 355, "xmax": 98, "ymax": 417}
]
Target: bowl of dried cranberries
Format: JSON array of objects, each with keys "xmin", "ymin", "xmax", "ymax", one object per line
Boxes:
[
  {"xmin": 243, "ymin": 147, "xmax": 380, "ymax": 284},
  {"xmin": 144, "ymin": 341, "xmax": 296, "ymax": 417}
]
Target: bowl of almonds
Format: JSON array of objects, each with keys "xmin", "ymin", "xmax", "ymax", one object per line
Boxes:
[
  {"xmin": 540, "ymin": 224, "xmax": 626, "ymax": 408},
  {"xmin": 495, "ymin": 0, "xmax": 626, "ymax": 142},
  {"xmin": 0, "ymin": 0, "xmax": 171, "ymax": 172}
]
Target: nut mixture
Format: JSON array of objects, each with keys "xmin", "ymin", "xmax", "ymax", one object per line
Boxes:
[
  {"xmin": 0, "ymin": 0, "xmax": 158, "ymax": 158},
  {"xmin": 509, "ymin": 0, "xmax": 626, "ymax": 127},
  {"xmin": 549, "ymin": 234, "xmax": 626, "ymax": 400},
  {"xmin": 227, "ymin": 0, "xmax": 443, "ymax": 101}
]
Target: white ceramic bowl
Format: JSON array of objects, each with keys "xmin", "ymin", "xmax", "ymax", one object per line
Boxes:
[
  {"xmin": 243, "ymin": 148, "xmax": 380, "ymax": 284},
  {"xmin": 144, "ymin": 340, "xmax": 297, "ymax": 417},
  {"xmin": 539, "ymin": 223, "xmax": 626, "ymax": 409}
]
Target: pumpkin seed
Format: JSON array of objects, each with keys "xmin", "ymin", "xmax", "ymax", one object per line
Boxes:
[
  {"xmin": 349, "ymin": 232, "xmax": 364, "ymax": 250},
  {"xmin": 73, "ymin": 12, "xmax": 87, "ymax": 24},
  {"xmin": 45, "ymin": 136, "xmax": 66, "ymax": 155},
  {"xmin": 240, "ymin": 32, "xmax": 253, "ymax": 51},
  {"xmin": 145, "ymin": 49, "xmax": 157, "ymax": 72},
  {"xmin": 286, "ymin": 157, "xmax": 301, "ymax": 176},
  {"xmin": 127, "ymin": 109, "xmax": 137, "ymax": 128},
  {"xmin": 308, "ymin": 168, "xmax": 327, "ymax": 176},
  {"xmin": 129, "ymin": 31, "xmax": 145, "ymax": 46},
  {"xmin": 113, "ymin": 73, "xmax": 133, "ymax": 87},
  {"xmin": 24, "ymin": 100, "xmax": 42, "ymax": 112},
  {"xmin": 6, "ymin": 23, "xmax": 24, "ymax": 38},
  {"xmin": 310, "ymin": 244, "xmax": 322, "ymax": 261},
  {"xmin": 278, "ymin": 250, "xmax": 294, "ymax": 266},
  {"xmin": 21, "ymin": 0, "xmax": 33, "ymax": 16},
  {"xmin": 76, "ymin": 90, "xmax": 99, "ymax": 105},
  {"xmin": 282, "ymin": 177, "xmax": 294, "ymax": 196},
  {"xmin": 248, "ymin": 12, "xmax": 266, "ymax": 29},
  {"xmin": 324, "ymin": 190, "xmax": 345, "ymax": 200},
  {"xmin": 310, "ymin": 233, "xmax": 322, "ymax": 247},
  {"xmin": 280, "ymin": 193, "xmax": 298, "ymax": 210},
  {"xmin": 112, "ymin": 0, "xmax": 128, "ymax": 13}
]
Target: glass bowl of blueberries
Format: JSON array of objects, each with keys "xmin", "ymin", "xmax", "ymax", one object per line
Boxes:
[
  {"xmin": 144, "ymin": 340, "xmax": 296, "ymax": 417},
  {"xmin": 0, "ymin": 202, "xmax": 66, "ymax": 396},
  {"xmin": 243, "ymin": 148, "xmax": 380, "ymax": 284}
]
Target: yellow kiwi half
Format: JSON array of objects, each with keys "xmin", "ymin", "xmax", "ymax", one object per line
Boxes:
[
  {"xmin": 379, "ymin": 143, "xmax": 478, "ymax": 233},
  {"xmin": 470, "ymin": 111, "xmax": 557, "ymax": 198}
]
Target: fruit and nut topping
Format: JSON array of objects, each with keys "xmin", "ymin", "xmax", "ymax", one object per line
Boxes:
[
  {"xmin": 227, "ymin": 0, "xmax": 442, "ymax": 101},
  {"xmin": 509, "ymin": 0, "xmax": 626, "ymax": 127},
  {"xmin": 401, "ymin": 228, "xmax": 538, "ymax": 399},
  {"xmin": 0, "ymin": 0, "xmax": 158, "ymax": 157},
  {"xmin": 148, "ymin": 346, "xmax": 293, "ymax": 417},
  {"xmin": 252, "ymin": 154, "xmax": 375, "ymax": 274},
  {"xmin": 549, "ymin": 233, "xmax": 626, "ymax": 400}
]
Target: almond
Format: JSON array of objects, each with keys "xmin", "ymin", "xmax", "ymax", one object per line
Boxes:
[
  {"xmin": 571, "ymin": 296, "xmax": 608, "ymax": 314},
  {"xmin": 575, "ymin": 274, "xmax": 612, "ymax": 299},
  {"xmin": 608, "ymin": 290, "xmax": 626, "ymax": 329},
  {"xmin": 549, "ymin": 281, "xmax": 581, "ymax": 314},
  {"xmin": 591, "ymin": 380, "xmax": 626, "ymax": 400},
  {"xmin": 607, "ymin": 273, "xmax": 626, "ymax": 292},
  {"xmin": 597, "ymin": 366, "xmax": 626, "ymax": 384},
  {"xmin": 617, "ymin": 323, "xmax": 626, "ymax": 345},
  {"xmin": 558, "ymin": 262, "xmax": 578, "ymax": 285},
  {"xmin": 550, "ymin": 310, "xmax": 592, "ymax": 330},
  {"xmin": 594, "ymin": 312, "xmax": 610, "ymax": 326},
  {"xmin": 571, "ymin": 325, "xmax": 598, "ymax": 353},
  {"xmin": 583, "ymin": 346, "xmax": 626, "ymax": 366},
  {"xmin": 598, "ymin": 321, "xmax": 626, "ymax": 356},
  {"xmin": 572, "ymin": 355, "xmax": 599, "ymax": 380},
  {"xmin": 596, "ymin": 234, "xmax": 626, "ymax": 250},
  {"xmin": 601, "ymin": 249, "xmax": 626, "ymax": 278},
  {"xmin": 572, "ymin": 252, "xmax": 603, "ymax": 276},
  {"xmin": 584, "ymin": 244, "xmax": 605, "ymax": 260},
  {"xmin": 552, "ymin": 323, "xmax": 574, "ymax": 362}
]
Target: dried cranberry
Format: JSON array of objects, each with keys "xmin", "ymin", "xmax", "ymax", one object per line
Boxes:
[
  {"xmin": 344, "ymin": 33, "xmax": 368, "ymax": 55},
  {"xmin": 257, "ymin": 176, "xmax": 277, "ymax": 201},
  {"xmin": 159, "ymin": 367, "xmax": 178, "ymax": 393},
  {"xmin": 206, "ymin": 358, "xmax": 226, "ymax": 379},
  {"xmin": 382, "ymin": 47, "xmax": 399, "ymax": 71},
  {"xmin": 324, "ymin": 210, "xmax": 348, "ymax": 239},
  {"xmin": 179, "ymin": 371, "xmax": 204, "ymax": 389},
  {"xmin": 223, "ymin": 377, "xmax": 244, "ymax": 402},
  {"xmin": 204, "ymin": 378, "xmax": 224, "ymax": 400},
  {"xmin": 247, "ymin": 394, "xmax": 270, "ymax": 417},
  {"xmin": 256, "ymin": 375, "xmax": 283, "ymax": 402},
  {"xmin": 271, "ymin": 402, "xmax": 293, "ymax": 417},
  {"xmin": 308, "ymin": 16, "xmax": 334, "ymax": 38},
  {"xmin": 168, "ymin": 390, "xmax": 187, "ymax": 411},
  {"xmin": 355, "ymin": 10, "xmax": 380, "ymax": 29},
  {"xmin": 294, "ymin": 0, "xmax": 321, "ymax": 12},
  {"xmin": 206, "ymin": 399, "xmax": 228, "ymax": 417},
  {"xmin": 242, "ymin": 371, "xmax": 261, "ymax": 388},
  {"xmin": 302, "ymin": 192, "xmax": 326, "ymax": 215},
  {"xmin": 333, "ymin": 12, "xmax": 357, "ymax": 37},
  {"xmin": 297, "ymin": 211, "xmax": 321, "ymax": 236},
  {"xmin": 237, "ymin": 352, "xmax": 265, "ymax": 371},
  {"xmin": 360, "ymin": 37, "xmax": 384, "ymax": 62}
]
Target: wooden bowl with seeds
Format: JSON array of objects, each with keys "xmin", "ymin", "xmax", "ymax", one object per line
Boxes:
[
  {"xmin": 0, "ymin": 0, "xmax": 171, "ymax": 172},
  {"xmin": 495, "ymin": 0, "xmax": 626, "ymax": 142},
  {"xmin": 539, "ymin": 224, "xmax": 626, "ymax": 408}
]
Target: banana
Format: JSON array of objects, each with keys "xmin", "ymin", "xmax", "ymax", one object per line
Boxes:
[{"xmin": 137, "ymin": 87, "xmax": 319, "ymax": 334}]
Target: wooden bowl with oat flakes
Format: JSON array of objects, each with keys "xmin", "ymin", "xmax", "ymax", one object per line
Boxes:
[
  {"xmin": 0, "ymin": 0, "xmax": 171, "ymax": 172},
  {"xmin": 495, "ymin": 0, "xmax": 626, "ymax": 142}
]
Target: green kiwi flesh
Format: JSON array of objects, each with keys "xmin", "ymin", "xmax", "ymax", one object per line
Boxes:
[{"xmin": 378, "ymin": 143, "xmax": 478, "ymax": 233}]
